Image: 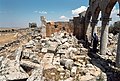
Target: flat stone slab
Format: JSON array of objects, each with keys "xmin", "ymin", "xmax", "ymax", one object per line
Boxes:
[
  {"xmin": 6, "ymin": 72, "xmax": 29, "ymax": 80},
  {"xmin": 47, "ymin": 42, "xmax": 58, "ymax": 53},
  {"xmin": 27, "ymin": 67, "xmax": 44, "ymax": 81},
  {"xmin": 41, "ymin": 53, "xmax": 54, "ymax": 66},
  {"xmin": 20, "ymin": 60, "xmax": 41, "ymax": 68},
  {"xmin": 41, "ymin": 48, "xmax": 48, "ymax": 53}
]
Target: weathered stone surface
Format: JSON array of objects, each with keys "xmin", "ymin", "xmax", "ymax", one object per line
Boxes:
[
  {"xmin": 64, "ymin": 77, "xmax": 74, "ymax": 81},
  {"xmin": 41, "ymin": 48, "xmax": 48, "ymax": 53},
  {"xmin": 47, "ymin": 42, "xmax": 58, "ymax": 53},
  {"xmin": 20, "ymin": 60, "xmax": 40, "ymax": 68},
  {"xmin": 0, "ymin": 30, "xmax": 110, "ymax": 81},
  {"xmin": 0, "ymin": 56, "xmax": 4, "ymax": 64},
  {"xmin": 25, "ymin": 40, "xmax": 35, "ymax": 48},
  {"xmin": 116, "ymin": 32, "xmax": 120, "ymax": 68},
  {"xmin": 68, "ymin": 47, "xmax": 77, "ymax": 53},
  {"xmin": 0, "ymin": 75, "xmax": 7, "ymax": 81},
  {"xmin": 6, "ymin": 72, "xmax": 29, "ymax": 80},
  {"xmin": 27, "ymin": 67, "xmax": 44, "ymax": 81},
  {"xmin": 41, "ymin": 53, "xmax": 54, "ymax": 66},
  {"xmin": 80, "ymin": 75, "xmax": 95, "ymax": 81},
  {"xmin": 43, "ymin": 64, "xmax": 60, "ymax": 81},
  {"xmin": 57, "ymin": 49, "xmax": 67, "ymax": 54},
  {"xmin": 108, "ymin": 33, "xmax": 113, "ymax": 39},
  {"xmin": 53, "ymin": 55, "xmax": 60, "ymax": 65},
  {"xmin": 70, "ymin": 66, "xmax": 77, "ymax": 77},
  {"xmin": 0, "ymin": 59, "xmax": 29, "ymax": 81},
  {"xmin": 60, "ymin": 59, "xmax": 74, "ymax": 70},
  {"xmin": 22, "ymin": 49, "xmax": 32, "ymax": 58},
  {"xmin": 15, "ymin": 47, "xmax": 22, "ymax": 63},
  {"xmin": 61, "ymin": 38, "xmax": 68, "ymax": 43}
]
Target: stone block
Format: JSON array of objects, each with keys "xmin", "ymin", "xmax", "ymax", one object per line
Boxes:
[
  {"xmin": 6, "ymin": 72, "xmax": 29, "ymax": 81},
  {"xmin": 57, "ymin": 49, "xmax": 67, "ymax": 55},
  {"xmin": 71, "ymin": 66, "xmax": 77, "ymax": 77},
  {"xmin": 15, "ymin": 47, "xmax": 22, "ymax": 63},
  {"xmin": 48, "ymin": 42, "xmax": 58, "ymax": 53},
  {"xmin": 41, "ymin": 48, "xmax": 48, "ymax": 53},
  {"xmin": 43, "ymin": 64, "xmax": 60, "ymax": 81},
  {"xmin": 20, "ymin": 60, "xmax": 41, "ymax": 68},
  {"xmin": 61, "ymin": 38, "xmax": 68, "ymax": 43},
  {"xmin": 25, "ymin": 40, "xmax": 35, "ymax": 48},
  {"xmin": 60, "ymin": 59, "xmax": 73, "ymax": 70},
  {"xmin": 27, "ymin": 67, "xmax": 44, "ymax": 81},
  {"xmin": 53, "ymin": 56, "xmax": 60, "ymax": 65},
  {"xmin": 41, "ymin": 53, "xmax": 54, "ymax": 66}
]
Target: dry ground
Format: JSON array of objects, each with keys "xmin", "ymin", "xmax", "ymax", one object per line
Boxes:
[{"xmin": 0, "ymin": 33, "xmax": 17, "ymax": 45}]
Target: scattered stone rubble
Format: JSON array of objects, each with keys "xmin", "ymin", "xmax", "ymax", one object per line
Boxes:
[
  {"xmin": 0, "ymin": 30, "xmax": 108, "ymax": 81},
  {"xmin": 89, "ymin": 33, "xmax": 120, "ymax": 81},
  {"xmin": 97, "ymin": 33, "xmax": 118, "ymax": 63}
]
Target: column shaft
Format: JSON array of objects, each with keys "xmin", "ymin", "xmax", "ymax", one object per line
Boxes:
[
  {"xmin": 91, "ymin": 23, "xmax": 97, "ymax": 38},
  {"xmin": 100, "ymin": 22, "xmax": 109, "ymax": 55},
  {"xmin": 116, "ymin": 29, "xmax": 120, "ymax": 67}
]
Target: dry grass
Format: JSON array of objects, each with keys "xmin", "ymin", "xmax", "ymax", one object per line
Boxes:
[{"xmin": 0, "ymin": 33, "xmax": 17, "ymax": 45}]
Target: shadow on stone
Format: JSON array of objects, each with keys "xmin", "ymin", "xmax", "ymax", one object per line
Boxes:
[
  {"xmin": 8, "ymin": 78, "xmax": 27, "ymax": 81},
  {"xmin": 88, "ymin": 48, "xmax": 120, "ymax": 81}
]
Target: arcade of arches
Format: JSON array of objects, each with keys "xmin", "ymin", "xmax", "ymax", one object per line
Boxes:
[{"xmin": 84, "ymin": 0, "xmax": 120, "ymax": 67}]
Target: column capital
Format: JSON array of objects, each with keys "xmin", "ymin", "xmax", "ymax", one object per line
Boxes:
[
  {"xmin": 100, "ymin": 17, "xmax": 112, "ymax": 21},
  {"xmin": 91, "ymin": 20, "xmax": 99, "ymax": 24}
]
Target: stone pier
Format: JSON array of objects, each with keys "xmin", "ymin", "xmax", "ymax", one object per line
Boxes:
[
  {"xmin": 100, "ymin": 17, "xmax": 110, "ymax": 55},
  {"xmin": 116, "ymin": 31, "xmax": 120, "ymax": 67},
  {"xmin": 91, "ymin": 20, "xmax": 98, "ymax": 37},
  {"xmin": 91, "ymin": 20, "xmax": 98, "ymax": 45},
  {"xmin": 116, "ymin": 6, "xmax": 120, "ymax": 67},
  {"xmin": 86, "ymin": 22, "xmax": 92, "ymax": 42}
]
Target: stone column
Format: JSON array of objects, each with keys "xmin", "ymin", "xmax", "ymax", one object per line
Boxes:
[
  {"xmin": 85, "ymin": 20, "xmax": 92, "ymax": 42},
  {"xmin": 100, "ymin": 18, "xmax": 110, "ymax": 55},
  {"xmin": 116, "ymin": 6, "xmax": 120, "ymax": 67},
  {"xmin": 90, "ymin": 20, "xmax": 98, "ymax": 47},
  {"xmin": 91, "ymin": 20, "xmax": 98, "ymax": 38},
  {"xmin": 116, "ymin": 31, "xmax": 120, "ymax": 67},
  {"xmin": 41, "ymin": 16, "xmax": 47, "ymax": 38}
]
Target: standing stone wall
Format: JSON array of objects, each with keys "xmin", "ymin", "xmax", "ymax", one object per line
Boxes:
[
  {"xmin": 46, "ymin": 21, "xmax": 73, "ymax": 37},
  {"xmin": 73, "ymin": 12, "xmax": 86, "ymax": 40}
]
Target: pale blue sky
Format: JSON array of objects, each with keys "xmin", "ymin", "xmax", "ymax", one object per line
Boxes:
[{"xmin": 0, "ymin": 0, "xmax": 119, "ymax": 27}]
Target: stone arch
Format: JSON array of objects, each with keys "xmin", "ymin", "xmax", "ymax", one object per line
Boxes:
[
  {"xmin": 85, "ymin": 7, "xmax": 92, "ymax": 23},
  {"xmin": 100, "ymin": 0, "xmax": 119, "ymax": 55},
  {"xmin": 103, "ymin": 0, "xmax": 120, "ymax": 67},
  {"xmin": 84, "ymin": 0, "xmax": 102, "ymax": 40},
  {"xmin": 92, "ymin": 6, "xmax": 101, "ymax": 20},
  {"xmin": 84, "ymin": 7, "xmax": 92, "ymax": 38},
  {"xmin": 105, "ymin": 0, "xmax": 117, "ymax": 18},
  {"xmin": 91, "ymin": 6, "xmax": 101, "ymax": 38}
]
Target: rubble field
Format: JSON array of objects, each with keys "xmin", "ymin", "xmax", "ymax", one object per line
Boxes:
[{"xmin": 0, "ymin": 30, "xmax": 119, "ymax": 81}]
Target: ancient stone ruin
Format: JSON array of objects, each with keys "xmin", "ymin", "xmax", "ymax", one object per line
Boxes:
[{"xmin": 0, "ymin": 0, "xmax": 120, "ymax": 81}]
